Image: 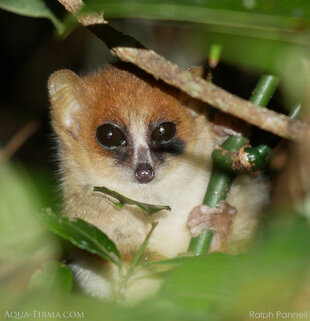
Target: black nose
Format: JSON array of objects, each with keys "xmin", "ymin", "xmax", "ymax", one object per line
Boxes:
[{"xmin": 135, "ymin": 163, "xmax": 155, "ymax": 184}]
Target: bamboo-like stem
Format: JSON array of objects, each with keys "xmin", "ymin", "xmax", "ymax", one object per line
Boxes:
[
  {"xmin": 188, "ymin": 75, "xmax": 279, "ymax": 255},
  {"xmin": 211, "ymin": 104, "xmax": 301, "ymax": 173}
]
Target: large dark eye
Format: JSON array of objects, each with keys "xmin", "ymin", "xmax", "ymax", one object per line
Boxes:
[
  {"xmin": 152, "ymin": 122, "xmax": 176, "ymax": 143},
  {"xmin": 95, "ymin": 124, "xmax": 127, "ymax": 149}
]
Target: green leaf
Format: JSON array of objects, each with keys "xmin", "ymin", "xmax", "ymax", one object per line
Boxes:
[
  {"xmin": 84, "ymin": 0, "xmax": 310, "ymax": 36},
  {"xmin": 29, "ymin": 261, "xmax": 73, "ymax": 293},
  {"xmin": 159, "ymin": 217, "xmax": 310, "ymax": 317},
  {"xmin": 0, "ymin": 0, "xmax": 64, "ymax": 34},
  {"xmin": 94, "ymin": 186, "xmax": 171, "ymax": 214},
  {"xmin": 0, "ymin": 164, "xmax": 58, "ymax": 265},
  {"xmin": 41, "ymin": 208, "xmax": 121, "ymax": 266},
  {"xmin": 160, "ymin": 254, "xmax": 237, "ymax": 311}
]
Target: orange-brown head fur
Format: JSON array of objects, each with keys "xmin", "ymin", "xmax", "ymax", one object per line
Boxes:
[
  {"xmin": 87, "ymin": 65, "xmax": 193, "ymax": 177},
  {"xmin": 49, "ymin": 64, "xmax": 206, "ymax": 186}
]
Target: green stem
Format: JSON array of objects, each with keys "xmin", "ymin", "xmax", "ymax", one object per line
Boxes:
[
  {"xmin": 118, "ymin": 220, "xmax": 158, "ymax": 300},
  {"xmin": 208, "ymin": 44, "xmax": 222, "ymax": 68},
  {"xmin": 250, "ymin": 75, "xmax": 280, "ymax": 106},
  {"xmin": 244, "ymin": 145, "xmax": 272, "ymax": 171},
  {"xmin": 129, "ymin": 221, "xmax": 158, "ymax": 272},
  {"xmin": 188, "ymin": 75, "xmax": 279, "ymax": 255},
  {"xmin": 211, "ymin": 104, "xmax": 300, "ymax": 173}
]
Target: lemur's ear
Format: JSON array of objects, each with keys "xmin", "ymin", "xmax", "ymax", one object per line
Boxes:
[{"xmin": 48, "ymin": 70, "xmax": 85, "ymax": 138}]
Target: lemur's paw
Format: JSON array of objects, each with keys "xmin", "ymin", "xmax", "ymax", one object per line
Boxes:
[{"xmin": 187, "ymin": 200, "xmax": 236, "ymax": 252}]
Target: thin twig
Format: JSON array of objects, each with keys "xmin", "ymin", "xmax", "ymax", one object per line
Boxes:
[
  {"xmin": 57, "ymin": 0, "xmax": 310, "ymax": 142},
  {"xmin": 117, "ymin": 220, "xmax": 158, "ymax": 300},
  {"xmin": 129, "ymin": 220, "xmax": 158, "ymax": 273},
  {"xmin": 0, "ymin": 120, "xmax": 40, "ymax": 164}
]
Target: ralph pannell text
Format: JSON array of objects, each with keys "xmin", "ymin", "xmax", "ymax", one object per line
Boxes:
[{"xmin": 249, "ymin": 311, "xmax": 308, "ymax": 320}]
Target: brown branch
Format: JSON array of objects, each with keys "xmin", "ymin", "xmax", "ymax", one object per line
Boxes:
[
  {"xmin": 58, "ymin": 0, "xmax": 107, "ymax": 25},
  {"xmin": 0, "ymin": 121, "xmax": 40, "ymax": 164},
  {"xmin": 57, "ymin": 0, "xmax": 310, "ymax": 142}
]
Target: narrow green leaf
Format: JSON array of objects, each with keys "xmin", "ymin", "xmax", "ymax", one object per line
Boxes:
[
  {"xmin": 94, "ymin": 186, "xmax": 171, "ymax": 214},
  {"xmin": 84, "ymin": 0, "xmax": 310, "ymax": 36},
  {"xmin": 0, "ymin": 0, "xmax": 64, "ymax": 34},
  {"xmin": 29, "ymin": 261, "xmax": 73, "ymax": 293},
  {"xmin": 41, "ymin": 208, "xmax": 121, "ymax": 266}
]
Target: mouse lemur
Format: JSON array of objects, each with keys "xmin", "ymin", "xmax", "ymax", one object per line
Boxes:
[{"xmin": 48, "ymin": 63, "xmax": 268, "ymax": 299}]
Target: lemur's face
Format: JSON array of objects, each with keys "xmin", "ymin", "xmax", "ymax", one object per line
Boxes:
[
  {"xmin": 94, "ymin": 118, "xmax": 184, "ymax": 183},
  {"xmin": 48, "ymin": 64, "xmax": 199, "ymax": 186}
]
